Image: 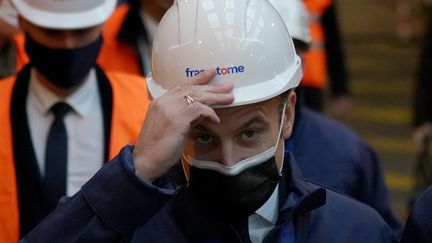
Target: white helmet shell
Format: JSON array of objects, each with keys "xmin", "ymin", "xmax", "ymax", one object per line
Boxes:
[
  {"xmin": 147, "ymin": 0, "xmax": 302, "ymax": 107},
  {"xmin": 268, "ymin": 0, "xmax": 311, "ymax": 44},
  {"xmin": 11, "ymin": 0, "xmax": 116, "ymax": 29}
]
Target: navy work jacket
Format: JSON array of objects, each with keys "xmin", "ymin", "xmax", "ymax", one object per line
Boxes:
[
  {"xmin": 21, "ymin": 146, "xmax": 397, "ymax": 243},
  {"xmin": 286, "ymin": 106, "xmax": 402, "ymax": 235}
]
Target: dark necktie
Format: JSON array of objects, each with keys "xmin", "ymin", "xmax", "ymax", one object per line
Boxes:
[{"xmin": 44, "ymin": 102, "xmax": 71, "ymax": 211}]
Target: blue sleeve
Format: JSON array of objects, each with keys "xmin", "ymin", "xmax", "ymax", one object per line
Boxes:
[
  {"xmin": 357, "ymin": 142, "xmax": 402, "ymax": 236},
  {"xmin": 20, "ymin": 145, "xmax": 178, "ymax": 243}
]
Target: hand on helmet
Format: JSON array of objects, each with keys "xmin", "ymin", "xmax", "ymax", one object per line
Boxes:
[{"xmin": 133, "ymin": 69, "xmax": 234, "ymax": 182}]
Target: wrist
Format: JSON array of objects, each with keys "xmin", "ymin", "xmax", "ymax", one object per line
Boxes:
[{"xmin": 133, "ymin": 156, "xmax": 159, "ymax": 183}]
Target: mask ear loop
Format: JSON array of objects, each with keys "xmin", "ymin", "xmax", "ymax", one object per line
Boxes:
[
  {"xmin": 276, "ymin": 102, "xmax": 287, "ymax": 174},
  {"xmin": 181, "ymin": 156, "xmax": 190, "ymax": 185}
]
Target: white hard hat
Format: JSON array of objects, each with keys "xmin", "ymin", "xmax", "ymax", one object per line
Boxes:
[
  {"xmin": 147, "ymin": 0, "xmax": 302, "ymax": 107},
  {"xmin": 269, "ymin": 0, "xmax": 311, "ymax": 44},
  {"xmin": 0, "ymin": 0, "xmax": 18, "ymax": 28},
  {"xmin": 11, "ymin": 0, "xmax": 116, "ymax": 29}
]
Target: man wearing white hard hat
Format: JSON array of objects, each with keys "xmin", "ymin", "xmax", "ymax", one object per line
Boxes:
[
  {"xmin": 11, "ymin": 0, "xmax": 173, "ymax": 76},
  {"xmin": 98, "ymin": 0, "xmax": 173, "ymax": 76},
  {"xmin": 269, "ymin": 0, "xmax": 402, "ymax": 236},
  {"xmin": 21, "ymin": 1, "xmax": 396, "ymax": 242},
  {"xmin": 0, "ymin": 0, "xmax": 151, "ymax": 241}
]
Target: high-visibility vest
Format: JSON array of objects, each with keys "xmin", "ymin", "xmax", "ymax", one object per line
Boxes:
[
  {"xmin": 98, "ymin": 3, "xmax": 142, "ymax": 76},
  {"xmin": 0, "ymin": 77, "xmax": 19, "ymax": 243},
  {"xmin": 13, "ymin": 4, "xmax": 142, "ymax": 76},
  {"xmin": 0, "ymin": 71, "xmax": 149, "ymax": 242},
  {"xmin": 301, "ymin": 0, "xmax": 332, "ymax": 89}
]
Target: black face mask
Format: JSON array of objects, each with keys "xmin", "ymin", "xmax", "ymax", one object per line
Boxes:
[
  {"xmin": 188, "ymin": 157, "xmax": 280, "ymax": 220},
  {"xmin": 25, "ymin": 34, "xmax": 103, "ymax": 89}
]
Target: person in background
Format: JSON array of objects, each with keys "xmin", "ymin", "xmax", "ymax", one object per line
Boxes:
[
  {"xmin": 12, "ymin": 0, "xmax": 173, "ymax": 76},
  {"xmin": 322, "ymin": 2, "xmax": 351, "ymax": 117},
  {"xmin": 297, "ymin": 0, "xmax": 352, "ymax": 116},
  {"xmin": 411, "ymin": 0, "xmax": 432, "ymax": 202},
  {"xmin": 0, "ymin": 0, "xmax": 150, "ymax": 241},
  {"xmin": 412, "ymin": 0, "xmax": 432, "ymax": 151},
  {"xmin": 270, "ymin": 0, "xmax": 402, "ymax": 235},
  {"xmin": 98, "ymin": 0, "xmax": 173, "ymax": 76},
  {"xmin": 297, "ymin": 0, "xmax": 332, "ymax": 112},
  {"xmin": 21, "ymin": 1, "xmax": 397, "ymax": 242}
]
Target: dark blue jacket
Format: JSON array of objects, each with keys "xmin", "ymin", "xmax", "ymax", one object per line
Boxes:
[
  {"xmin": 21, "ymin": 146, "xmax": 397, "ymax": 243},
  {"xmin": 401, "ymin": 185, "xmax": 432, "ymax": 243},
  {"xmin": 286, "ymin": 106, "xmax": 402, "ymax": 235}
]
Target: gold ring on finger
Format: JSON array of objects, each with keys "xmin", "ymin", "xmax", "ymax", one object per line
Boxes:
[{"xmin": 184, "ymin": 95, "xmax": 195, "ymax": 105}]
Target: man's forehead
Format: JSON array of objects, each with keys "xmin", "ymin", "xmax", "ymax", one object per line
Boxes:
[
  {"xmin": 214, "ymin": 96, "xmax": 281, "ymax": 118},
  {"xmin": 191, "ymin": 97, "xmax": 282, "ymax": 133}
]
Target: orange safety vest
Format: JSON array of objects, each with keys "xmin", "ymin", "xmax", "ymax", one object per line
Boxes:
[
  {"xmin": 0, "ymin": 77, "xmax": 19, "ymax": 243},
  {"xmin": 13, "ymin": 3, "xmax": 142, "ymax": 76},
  {"xmin": 98, "ymin": 3, "xmax": 142, "ymax": 76},
  {"xmin": 301, "ymin": 0, "xmax": 332, "ymax": 89},
  {"xmin": 0, "ymin": 71, "xmax": 149, "ymax": 243}
]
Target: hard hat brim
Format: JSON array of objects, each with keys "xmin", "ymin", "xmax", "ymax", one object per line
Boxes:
[
  {"xmin": 11, "ymin": 0, "xmax": 116, "ymax": 29},
  {"xmin": 146, "ymin": 57, "xmax": 303, "ymax": 108}
]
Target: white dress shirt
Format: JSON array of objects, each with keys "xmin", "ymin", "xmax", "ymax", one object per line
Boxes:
[
  {"xmin": 248, "ymin": 184, "xmax": 280, "ymax": 243},
  {"xmin": 27, "ymin": 68, "xmax": 104, "ymax": 196}
]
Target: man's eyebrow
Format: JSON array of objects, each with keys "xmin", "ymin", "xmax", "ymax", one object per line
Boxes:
[
  {"xmin": 237, "ymin": 116, "xmax": 269, "ymax": 131},
  {"xmin": 192, "ymin": 116, "xmax": 268, "ymax": 133},
  {"xmin": 193, "ymin": 125, "xmax": 210, "ymax": 132}
]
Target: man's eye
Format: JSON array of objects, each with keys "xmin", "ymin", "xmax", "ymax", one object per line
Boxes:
[
  {"xmin": 195, "ymin": 135, "xmax": 213, "ymax": 144},
  {"xmin": 242, "ymin": 130, "xmax": 256, "ymax": 139}
]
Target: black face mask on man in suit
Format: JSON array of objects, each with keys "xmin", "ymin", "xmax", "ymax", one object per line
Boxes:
[{"xmin": 25, "ymin": 34, "xmax": 103, "ymax": 89}]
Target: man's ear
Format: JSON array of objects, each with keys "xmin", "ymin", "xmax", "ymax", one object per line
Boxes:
[{"xmin": 282, "ymin": 91, "xmax": 296, "ymax": 139}]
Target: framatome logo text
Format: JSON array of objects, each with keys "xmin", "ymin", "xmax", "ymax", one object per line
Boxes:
[{"xmin": 185, "ymin": 65, "xmax": 245, "ymax": 78}]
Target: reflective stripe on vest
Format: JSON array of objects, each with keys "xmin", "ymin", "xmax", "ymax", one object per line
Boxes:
[{"xmin": 0, "ymin": 72, "xmax": 149, "ymax": 242}]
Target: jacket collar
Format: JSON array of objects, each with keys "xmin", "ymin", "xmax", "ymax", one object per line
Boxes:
[{"xmin": 277, "ymin": 151, "xmax": 326, "ymax": 223}]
